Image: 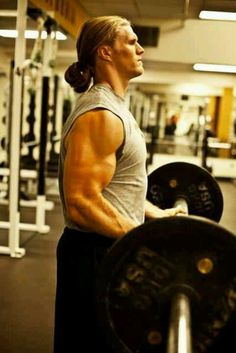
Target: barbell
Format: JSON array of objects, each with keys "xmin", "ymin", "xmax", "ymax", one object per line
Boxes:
[
  {"xmin": 96, "ymin": 162, "xmax": 236, "ymax": 353},
  {"xmin": 146, "ymin": 162, "xmax": 223, "ymax": 222}
]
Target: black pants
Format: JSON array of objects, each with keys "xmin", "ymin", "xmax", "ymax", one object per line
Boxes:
[{"xmin": 53, "ymin": 227, "xmax": 115, "ymax": 353}]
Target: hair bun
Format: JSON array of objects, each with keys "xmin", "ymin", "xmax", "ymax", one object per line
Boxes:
[{"xmin": 64, "ymin": 62, "xmax": 92, "ymax": 93}]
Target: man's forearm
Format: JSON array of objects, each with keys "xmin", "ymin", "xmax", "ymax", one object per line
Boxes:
[
  {"xmin": 66, "ymin": 193, "xmax": 138, "ymax": 239},
  {"xmin": 145, "ymin": 199, "xmax": 163, "ymax": 218}
]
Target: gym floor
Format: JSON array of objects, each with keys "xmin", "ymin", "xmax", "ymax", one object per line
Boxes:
[{"xmin": 0, "ymin": 178, "xmax": 236, "ymax": 353}]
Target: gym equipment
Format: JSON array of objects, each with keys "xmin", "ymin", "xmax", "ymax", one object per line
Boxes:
[
  {"xmin": 96, "ymin": 216, "xmax": 236, "ymax": 353},
  {"xmin": 0, "ymin": 6, "xmax": 55, "ymax": 258},
  {"xmin": 21, "ymin": 88, "xmax": 37, "ymax": 170},
  {"xmin": 96, "ymin": 162, "xmax": 234, "ymax": 352},
  {"xmin": 6, "ymin": 0, "xmax": 27, "ymax": 258},
  {"xmin": 47, "ymin": 75, "xmax": 59, "ymax": 176},
  {"xmin": 38, "ymin": 16, "xmax": 57, "ymax": 194},
  {"xmin": 62, "ymin": 97, "xmax": 72, "ymax": 125},
  {"xmin": 147, "ymin": 162, "xmax": 223, "ymax": 222}
]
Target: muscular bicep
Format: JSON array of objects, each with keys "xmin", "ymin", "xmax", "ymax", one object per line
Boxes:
[{"xmin": 63, "ymin": 109, "xmax": 124, "ymax": 206}]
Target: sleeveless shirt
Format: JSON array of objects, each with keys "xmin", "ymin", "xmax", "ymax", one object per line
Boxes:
[{"xmin": 58, "ymin": 84, "xmax": 147, "ymax": 231}]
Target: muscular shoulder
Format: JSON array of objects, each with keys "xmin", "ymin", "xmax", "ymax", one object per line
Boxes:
[
  {"xmin": 82, "ymin": 108, "xmax": 123, "ymax": 128},
  {"xmin": 65, "ymin": 109, "xmax": 124, "ymax": 154}
]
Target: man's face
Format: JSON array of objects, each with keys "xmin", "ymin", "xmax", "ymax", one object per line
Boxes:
[{"xmin": 111, "ymin": 25, "xmax": 145, "ymax": 80}]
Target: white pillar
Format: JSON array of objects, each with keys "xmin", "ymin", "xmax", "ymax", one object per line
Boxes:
[{"xmin": 8, "ymin": 0, "xmax": 27, "ymax": 257}]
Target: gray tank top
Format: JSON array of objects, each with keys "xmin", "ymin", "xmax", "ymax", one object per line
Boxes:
[{"xmin": 58, "ymin": 84, "xmax": 147, "ymax": 231}]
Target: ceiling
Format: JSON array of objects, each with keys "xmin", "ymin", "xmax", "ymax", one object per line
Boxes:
[
  {"xmin": 0, "ymin": 0, "xmax": 236, "ymax": 95},
  {"xmin": 78, "ymin": 0, "xmax": 236, "ymax": 20}
]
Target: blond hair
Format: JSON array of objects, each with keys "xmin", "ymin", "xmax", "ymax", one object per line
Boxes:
[{"xmin": 64, "ymin": 16, "xmax": 130, "ymax": 93}]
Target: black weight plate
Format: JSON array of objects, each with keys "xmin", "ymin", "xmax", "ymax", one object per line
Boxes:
[
  {"xmin": 96, "ymin": 216, "xmax": 236, "ymax": 353},
  {"xmin": 147, "ymin": 162, "xmax": 223, "ymax": 222}
]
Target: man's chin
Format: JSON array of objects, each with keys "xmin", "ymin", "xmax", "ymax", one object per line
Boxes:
[
  {"xmin": 132, "ymin": 68, "xmax": 144, "ymax": 79},
  {"xmin": 138, "ymin": 68, "xmax": 144, "ymax": 76}
]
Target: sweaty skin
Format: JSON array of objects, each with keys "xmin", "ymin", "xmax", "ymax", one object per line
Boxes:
[{"xmin": 63, "ymin": 25, "xmax": 186, "ymax": 240}]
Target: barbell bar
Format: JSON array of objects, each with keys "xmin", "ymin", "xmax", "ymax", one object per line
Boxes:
[{"xmin": 96, "ymin": 163, "xmax": 236, "ymax": 353}]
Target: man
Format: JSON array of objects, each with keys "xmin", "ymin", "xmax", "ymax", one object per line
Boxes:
[{"xmin": 54, "ymin": 16, "xmax": 184, "ymax": 353}]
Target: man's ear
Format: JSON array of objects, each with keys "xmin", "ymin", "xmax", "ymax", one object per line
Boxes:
[{"xmin": 97, "ymin": 45, "xmax": 112, "ymax": 62}]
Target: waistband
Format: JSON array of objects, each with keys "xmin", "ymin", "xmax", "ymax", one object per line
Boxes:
[{"xmin": 62, "ymin": 226, "xmax": 115, "ymax": 248}]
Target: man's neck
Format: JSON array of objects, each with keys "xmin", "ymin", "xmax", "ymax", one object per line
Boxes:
[{"xmin": 94, "ymin": 72, "xmax": 129, "ymax": 99}]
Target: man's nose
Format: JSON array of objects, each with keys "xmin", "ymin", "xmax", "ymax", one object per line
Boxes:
[{"xmin": 137, "ymin": 42, "xmax": 144, "ymax": 54}]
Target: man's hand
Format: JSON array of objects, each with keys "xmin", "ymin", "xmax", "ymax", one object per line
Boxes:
[
  {"xmin": 145, "ymin": 200, "xmax": 187, "ymax": 219},
  {"xmin": 155, "ymin": 205, "xmax": 187, "ymax": 218}
]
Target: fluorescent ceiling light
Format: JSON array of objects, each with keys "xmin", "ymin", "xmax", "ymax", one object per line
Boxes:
[
  {"xmin": 193, "ymin": 63, "xmax": 236, "ymax": 73},
  {"xmin": 0, "ymin": 29, "xmax": 67, "ymax": 40},
  {"xmin": 199, "ymin": 10, "xmax": 236, "ymax": 21}
]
